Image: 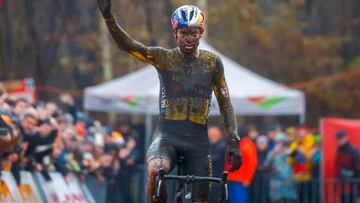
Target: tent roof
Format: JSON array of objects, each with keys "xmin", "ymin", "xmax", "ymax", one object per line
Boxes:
[{"xmin": 84, "ymin": 41, "xmax": 305, "ymax": 116}]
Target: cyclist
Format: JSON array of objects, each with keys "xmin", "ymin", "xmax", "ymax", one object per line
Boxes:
[{"xmin": 97, "ymin": 1, "xmax": 242, "ymax": 202}]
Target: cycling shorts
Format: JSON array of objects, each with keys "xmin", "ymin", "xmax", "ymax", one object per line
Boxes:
[{"xmin": 146, "ymin": 120, "xmax": 211, "ymax": 201}]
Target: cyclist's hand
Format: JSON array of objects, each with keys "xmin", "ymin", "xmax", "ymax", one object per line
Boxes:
[
  {"xmin": 226, "ymin": 139, "xmax": 242, "ymax": 172},
  {"xmin": 97, "ymin": 0, "xmax": 112, "ymax": 18}
]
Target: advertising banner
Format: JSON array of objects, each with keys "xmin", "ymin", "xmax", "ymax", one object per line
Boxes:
[
  {"xmin": 19, "ymin": 171, "xmax": 44, "ymax": 203},
  {"xmin": 65, "ymin": 175, "xmax": 87, "ymax": 203},
  {"xmin": 36, "ymin": 172, "xmax": 88, "ymax": 203},
  {"xmin": 321, "ymin": 118, "xmax": 360, "ymax": 203},
  {"xmin": 35, "ymin": 172, "xmax": 61, "ymax": 203},
  {"xmin": 0, "ymin": 171, "xmax": 22, "ymax": 202},
  {"xmin": 1, "ymin": 78, "xmax": 35, "ymax": 102}
]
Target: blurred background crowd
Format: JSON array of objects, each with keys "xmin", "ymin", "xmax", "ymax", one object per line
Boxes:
[
  {"xmin": 1, "ymin": 91, "xmax": 359, "ymax": 203},
  {"xmin": 208, "ymin": 123, "xmax": 359, "ymax": 203},
  {"xmin": 0, "ymin": 91, "xmax": 145, "ymax": 202}
]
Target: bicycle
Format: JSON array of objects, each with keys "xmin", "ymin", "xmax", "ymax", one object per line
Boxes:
[{"xmin": 153, "ymin": 156, "xmax": 228, "ymax": 203}]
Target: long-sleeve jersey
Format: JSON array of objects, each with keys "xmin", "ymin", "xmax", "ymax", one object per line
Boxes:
[{"xmin": 104, "ymin": 16, "xmax": 237, "ymax": 137}]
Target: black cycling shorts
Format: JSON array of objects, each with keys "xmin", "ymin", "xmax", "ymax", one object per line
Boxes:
[{"xmin": 146, "ymin": 121, "xmax": 211, "ymax": 202}]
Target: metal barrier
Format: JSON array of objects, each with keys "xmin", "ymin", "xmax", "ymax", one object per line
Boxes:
[
  {"xmin": 84, "ymin": 164, "xmax": 146, "ymax": 203},
  {"xmin": 249, "ymin": 176, "xmax": 360, "ymax": 203},
  {"xmin": 323, "ymin": 178, "xmax": 360, "ymax": 203},
  {"xmin": 5, "ymin": 168, "xmax": 357, "ymax": 203}
]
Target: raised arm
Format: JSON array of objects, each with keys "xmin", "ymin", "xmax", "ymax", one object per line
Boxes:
[{"xmin": 97, "ymin": 0, "xmax": 164, "ymax": 68}]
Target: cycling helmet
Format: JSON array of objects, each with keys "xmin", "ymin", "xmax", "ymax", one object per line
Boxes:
[{"xmin": 171, "ymin": 5, "xmax": 205, "ymax": 30}]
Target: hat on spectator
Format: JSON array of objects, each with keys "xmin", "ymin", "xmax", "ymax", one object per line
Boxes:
[
  {"xmin": 1, "ymin": 114, "xmax": 13, "ymax": 127},
  {"xmin": 286, "ymin": 127, "xmax": 296, "ymax": 136},
  {"xmin": 336, "ymin": 130, "xmax": 346, "ymax": 139},
  {"xmin": 275, "ymin": 132, "xmax": 287, "ymax": 142},
  {"xmin": 83, "ymin": 152, "xmax": 94, "ymax": 160},
  {"xmin": 112, "ymin": 131, "xmax": 125, "ymax": 145},
  {"xmin": 256, "ymin": 135, "xmax": 269, "ymax": 146}
]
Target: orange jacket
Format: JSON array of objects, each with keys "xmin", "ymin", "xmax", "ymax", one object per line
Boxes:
[{"xmin": 225, "ymin": 137, "xmax": 257, "ymax": 186}]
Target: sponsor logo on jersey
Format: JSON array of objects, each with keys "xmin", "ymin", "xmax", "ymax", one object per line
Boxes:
[
  {"xmin": 160, "ymin": 87, "xmax": 166, "ymax": 113},
  {"xmin": 220, "ymin": 87, "xmax": 229, "ymax": 97}
]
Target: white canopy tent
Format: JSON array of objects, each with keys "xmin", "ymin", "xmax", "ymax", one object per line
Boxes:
[{"xmin": 84, "ymin": 40, "xmax": 305, "ymax": 118}]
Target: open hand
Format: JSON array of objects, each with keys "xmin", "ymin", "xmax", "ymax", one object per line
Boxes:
[{"xmin": 97, "ymin": 0, "xmax": 112, "ymax": 18}]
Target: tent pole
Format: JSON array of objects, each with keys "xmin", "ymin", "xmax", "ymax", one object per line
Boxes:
[{"xmin": 299, "ymin": 114, "xmax": 306, "ymax": 125}]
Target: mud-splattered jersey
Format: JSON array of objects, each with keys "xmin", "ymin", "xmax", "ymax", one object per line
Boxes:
[{"xmin": 104, "ymin": 16, "xmax": 237, "ymax": 137}]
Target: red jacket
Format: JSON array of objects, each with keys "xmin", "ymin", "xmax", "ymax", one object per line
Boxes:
[{"xmin": 225, "ymin": 137, "xmax": 257, "ymax": 186}]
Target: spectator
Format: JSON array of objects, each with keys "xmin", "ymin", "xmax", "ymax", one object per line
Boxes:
[
  {"xmin": 288, "ymin": 126, "xmax": 314, "ymax": 203},
  {"xmin": 309, "ymin": 134, "xmax": 321, "ymax": 203},
  {"xmin": 266, "ymin": 125, "xmax": 277, "ymax": 151},
  {"xmin": 19, "ymin": 113, "xmax": 38, "ymax": 139},
  {"xmin": 310, "ymin": 134, "xmax": 321, "ymax": 178},
  {"xmin": 248, "ymin": 125, "xmax": 259, "ymax": 142},
  {"xmin": 116, "ymin": 121, "xmax": 140, "ymax": 203},
  {"xmin": 25, "ymin": 119, "xmax": 60, "ymax": 174},
  {"xmin": 75, "ymin": 119, "xmax": 87, "ymax": 137},
  {"xmin": 335, "ymin": 130, "xmax": 360, "ymax": 203},
  {"xmin": 265, "ymin": 133, "xmax": 297, "ymax": 203},
  {"xmin": 0, "ymin": 114, "xmax": 21, "ymax": 182},
  {"xmin": 45, "ymin": 101, "xmax": 59, "ymax": 118},
  {"xmin": 225, "ymin": 127, "xmax": 257, "ymax": 203},
  {"xmin": 5, "ymin": 98, "xmax": 29, "ymax": 125},
  {"xmin": 285, "ymin": 127, "xmax": 297, "ymax": 144},
  {"xmin": 59, "ymin": 93, "xmax": 77, "ymax": 123},
  {"xmin": 0, "ymin": 114, "xmax": 18, "ymax": 156},
  {"xmin": 250, "ymin": 135, "xmax": 270, "ymax": 203},
  {"xmin": 208, "ymin": 126, "xmax": 227, "ymax": 203}
]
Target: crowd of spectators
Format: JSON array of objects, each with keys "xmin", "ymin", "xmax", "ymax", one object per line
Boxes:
[
  {"xmin": 209, "ymin": 124, "xmax": 359, "ymax": 203},
  {"xmin": 0, "ymin": 90, "xmax": 143, "ymax": 203},
  {"xmin": 1, "ymin": 84, "xmax": 359, "ymax": 203}
]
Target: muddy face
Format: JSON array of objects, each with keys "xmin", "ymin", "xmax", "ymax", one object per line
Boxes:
[{"xmin": 174, "ymin": 27, "xmax": 203, "ymax": 57}]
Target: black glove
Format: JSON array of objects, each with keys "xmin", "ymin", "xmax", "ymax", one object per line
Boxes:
[
  {"xmin": 97, "ymin": 0, "xmax": 112, "ymax": 18},
  {"xmin": 226, "ymin": 138, "xmax": 242, "ymax": 172}
]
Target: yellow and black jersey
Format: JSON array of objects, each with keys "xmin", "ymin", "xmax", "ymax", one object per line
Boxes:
[{"xmin": 104, "ymin": 16, "xmax": 237, "ymax": 137}]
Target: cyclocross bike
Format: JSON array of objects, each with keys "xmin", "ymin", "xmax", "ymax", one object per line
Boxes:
[{"xmin": 153, "ymin": 156, "xmax": 228, "ymax": 203}]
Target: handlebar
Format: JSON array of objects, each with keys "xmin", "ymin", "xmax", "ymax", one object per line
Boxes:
[
  {"xmin": 164, "ymin": 174, "xmax": 223, "ymax": 183},
  {"xmin": 153, "ymin": 169, "xmax": 228, "ymax": 202}
]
